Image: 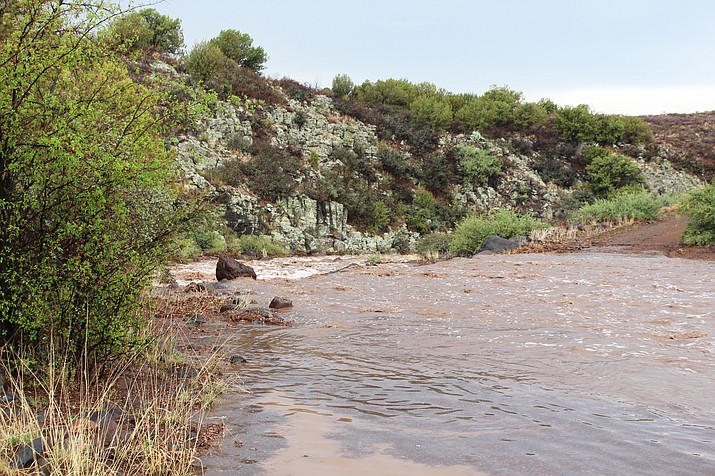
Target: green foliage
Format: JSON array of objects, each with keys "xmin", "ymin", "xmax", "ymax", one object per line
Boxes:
[
  {"xmin": 410, "ymin": 94, "xmax": 453, "ymax": 129},
  {"xmin": 105, "ymin": 8, "xmax": 184, "ymax": 54},
  {"xmin": 586, "ymin": 153, "xmax": 644, "ymax": 197},
  {"xmin": 449, "ymin": 210, "xmax": 549, "ymax": 257},
  {"xmin": 354, "ymin": 78, "xmax": 420, "ymax": 106},
  {"xmin": 241, "ymin": 146, "xmax": 301, "ymax": 202},
  {"xmin": 455, "ymin": 86, "xmax": 523, "ymax": 131},
  {"xmin": 415, "ymin": 232, "xmax": 451, "ymax": 259},
  {"xmin": 679, "ymin": 185, "xmax": 715, "ymax": 245},
  {"xmin": 332, "ymin": 74, "xmax": 355, "ymax": 97},
  {"xmin": 406, "ymin": 188, "xmax": 439, "ymax": 233},
  {"xmin": 186, "ymin": 41, "xmax": 227, "ymax": 83},
  {"xmin": 366, "ymin": 200, "xmax": 391, "ymax": 235},
  {"xmin": 574, "ymin": 191, "xmax": 676, "ymax": 224},
  {"xmin": 621, "ymin": 115, "xmax": 653, "ymax": 144},
  {"xmin": 210, "ymin": 29, "xmax": 268, "ymax": 73},
  {"xmin": 554, "ymin": 104, "xmax": 595, "ymax": 142},
  {"xmin": 226, "ymin": 234, "xmax": 289, "ymax": 257},
  {"xmin": 0, "ymin": 0, "xmax": 193, "ymax": 372},
  {"xmin": 459, "ymin": 146, "xmax": 502, "ymax": 186}
]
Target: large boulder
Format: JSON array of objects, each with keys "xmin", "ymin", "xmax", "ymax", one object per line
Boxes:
[
  {"xmin": 216, "ymin": 256, "xmax": 257, "ymax": 281},
  {"xmin": 478, "ymin": 236, "xmax": 521, "ymax": 255}
]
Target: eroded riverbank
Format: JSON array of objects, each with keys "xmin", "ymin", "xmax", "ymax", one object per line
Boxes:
[{"xmin": 175, "ymin": 253, "xmax": 715, "ymax": 475}]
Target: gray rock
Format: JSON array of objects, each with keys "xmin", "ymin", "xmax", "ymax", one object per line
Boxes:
[
  {"xmin": 478, "ymin": 236, "xmax": 521, "ymax": 254},
  {"xmin": 10, "ymin": 437, "xmax": 43, "ymax": 469},
  {"xmin": 216, "ymin": 256, "xmax": 257, "ymax": 281}
]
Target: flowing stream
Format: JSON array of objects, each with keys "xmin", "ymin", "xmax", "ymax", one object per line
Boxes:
[{"xmin": 176, "ymin": 253, "xmax": 715, "ymax": 475}]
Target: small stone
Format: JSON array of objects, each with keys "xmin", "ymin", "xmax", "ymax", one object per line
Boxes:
[{"xmin": 269, "ymin": 297, "xmax": 293, "ymax": 309}]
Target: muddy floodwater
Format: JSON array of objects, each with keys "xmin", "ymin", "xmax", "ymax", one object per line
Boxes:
[{"xmin": 177, "ymin": 253, "xmax": 715, "ymax": 475}]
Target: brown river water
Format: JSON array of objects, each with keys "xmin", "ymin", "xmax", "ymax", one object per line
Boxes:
[{"xmin": 173, "ymin": 252, "xmax": 715, "ymax": 475}]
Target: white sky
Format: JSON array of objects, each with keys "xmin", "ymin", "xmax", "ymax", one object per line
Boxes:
[{"xmin": 145, "ymin": 0, "xmax": 715, "ymax": 116}]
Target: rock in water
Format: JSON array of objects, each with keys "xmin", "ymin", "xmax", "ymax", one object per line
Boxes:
[
  {"xmin": 478, "ymin": 236, "xmax": 521, "ymax": 255},
  {"xmin": 269, "ymin": 296, "xmax": 293, "ymax": 309},
  {"xmin": 216, "ymin": 256, "xmax": 257, "ymax": 281}
]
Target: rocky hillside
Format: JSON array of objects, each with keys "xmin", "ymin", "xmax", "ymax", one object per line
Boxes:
[
  {"xmin": 642, "ymin": 112, "xmax": 715, "ymax": 180},
  {"xmin": 150, "ymin": 61, "xmax": 706, "ymax": 255}
]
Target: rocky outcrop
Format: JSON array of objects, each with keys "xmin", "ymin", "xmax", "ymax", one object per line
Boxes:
[{"xmin": 173, "ymin": 87, "xmax": 706, "ymax": 255}]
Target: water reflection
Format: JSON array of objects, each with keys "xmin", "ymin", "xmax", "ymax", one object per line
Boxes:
[{"xmin": 195, "ymin": 254, "xmax": 715, "ymax": 475}]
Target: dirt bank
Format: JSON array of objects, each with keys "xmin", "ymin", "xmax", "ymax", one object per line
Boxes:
[{"xmin": 529, "ymin": 214, "xmax": 715, "ymax": 261}]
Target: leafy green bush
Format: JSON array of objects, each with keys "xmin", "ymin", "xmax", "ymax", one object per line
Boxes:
[
  {"xmin": 211, "ymin": 29, "xmax": 268, "ymax": 72},
  {"xmin": 455, "ymin": 86, "xmax": 523, "ymax": 131},
  {"xmin": 332, "ymin": 74, "xmax": 355, "ymax": 97},
  {"xmin": 226, "ymin": 234, "xmax": 289, "ymax": 257},
  {"xmin": 586, "ymin": 152, "xmax": 644, "ymax": 196},
  {"xmin": 554, "ymin": 104, "xmax": 595, "ymax": 142},
  {"xmin": 410, "ymin": 94, "xmax": 453, "ymax": 129},
  {"xmin": 104, "ymin": 8, "xmax": 184, "ymax": 54},
  {"xmin": 0, "ymin": 1, "xmax": 194, "ymax": 372},
  {"xmin": 366, "ymin": 200, "xmax": 391, "ymax": 235},
  {"xmin": 186, "ymin": 41, "xmax": 227, "ymax": 83},
  {"xmin": 574, "ymin": 191, "xmax": 676, "ymax": 224},
  {"xmin": 416, "ymin": 232, "xmax": 451, "ymax": 259},
  {"xmin": 449, "ymin": 210, "xmax": 549, "ymax": 256},
  {"xmin": 459, "ymin": 146, "xmax": 502, "ymax": 186},
  {"xmin": 679, "ymin": 184, "xmax": 715, "ymax": 245}
]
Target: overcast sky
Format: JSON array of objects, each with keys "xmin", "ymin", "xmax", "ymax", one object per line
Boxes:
[{"xmin": 146, "ymin": 0, "xmax": 715, "ymax": 116}]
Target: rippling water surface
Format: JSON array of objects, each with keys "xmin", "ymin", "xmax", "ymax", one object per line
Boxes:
[{"xmin": 187, "ymin": 253, "xmax": 715, "ymax": 475}]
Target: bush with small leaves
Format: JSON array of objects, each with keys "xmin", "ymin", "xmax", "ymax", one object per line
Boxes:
[
  {"xmin": 449, "ymin": 210, "xmax": 549, "ymax": 257},
  {"xmin": 332, "ymin": 74, "xmax": 355, "ymax": 97},
  {"xmin": 586, "ymin": 153, "xmax": 645, "ymax": 197},
  {"xmin": 459, "ymin": 146, "xmax": 502, "ymax": 186},
  {"xmin": 410, "ymin": 94, "xmax": 453, "ymax": 129},
  {"xmin": 680, "ymin": 184, "xmax": 715, "ymax": 245},
  {"xmin": 211, "ymin": 29, "xmax": 268, "ymax": 73},
  {"xmin": 104, "ymin": 8, "xmax": 184, "ymax": 54},
  {"xmin": 186, "ymin": 41, "xmax": 227, "ymax": 83}
]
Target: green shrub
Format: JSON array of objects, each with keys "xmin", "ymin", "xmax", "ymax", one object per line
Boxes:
[
  {"xmin": 240, "ymin": 146, "xmax": 301, "ymax": 202},
  {"xmin": 574, "ymin": 191, "xmax": 676, "ymax": 224},
  {"xmin": 366, "ymin": 200, "xmax": 391, "ymax": 235},
  {"xmin": 680, "ymin": 185, "xmax": 715, "ymax": 245},
  {"xmin": 104, "ymin": 8, "xmax": 184, "ymax": 54},
  {"xmin": 210, "ymin": 29, "xmax": 268, "ymax": 73},
  {"xmin": 459, "ymin": 146, "xmax": 502, "ymax": 186},
  {"xmin": 586, "ymin": 153, "xmax": 644, "ymax": 197},
  {"xmin": 455, "ymin": 86, "xmax": 523, "ymax": 131},
  {"xmin": 186, "ymin": 41, "xmax": 227, "ymax": 83},
  {"xmin": 621, "ymin": 115, "xmax": 653, "ymax": 144},
  {"xmin": 226, "ymin": 234, "xmax": 289, "ymax": 257},
  {"xmin": 0, "ymin": 2, "xmax": 195, "ymax": 371},
  {"xmin": 416, "ymin": 232, "xmax": 451, "ymax": 259},
  {"xmin": 332, "ymin": 74, "xmax": 355, "ymax": 97},
  {"xmin": 449, "ymin": 210, "xmax": 549, "ymax": 257},
  {"xmin": 410, "ymin": 94, "xmax": 453, "ymax": 129},
  {"xmin": 554, "ymin": 104, "xmax": 595, "ymax": 142}
]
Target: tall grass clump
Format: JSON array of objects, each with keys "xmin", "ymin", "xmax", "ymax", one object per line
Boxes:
[
  {"xmin": 679, "ymin": 184, "xmax": 715, "ymax": 245},
  {"xmin": 0, "ymin": 314, "xmax": 228, "ymax": 475},
  {"xmin": 573, "ymin": 191, "xmax": 677, "ymax": 225},
  {"xmin": 449, "ymin": 210, "xmax": 549, "ymax": 257}
]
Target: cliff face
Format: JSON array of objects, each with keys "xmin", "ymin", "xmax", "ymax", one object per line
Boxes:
[{"xmin": 171, "ymin": 73, "xmax": 703, "ymax": 254}]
